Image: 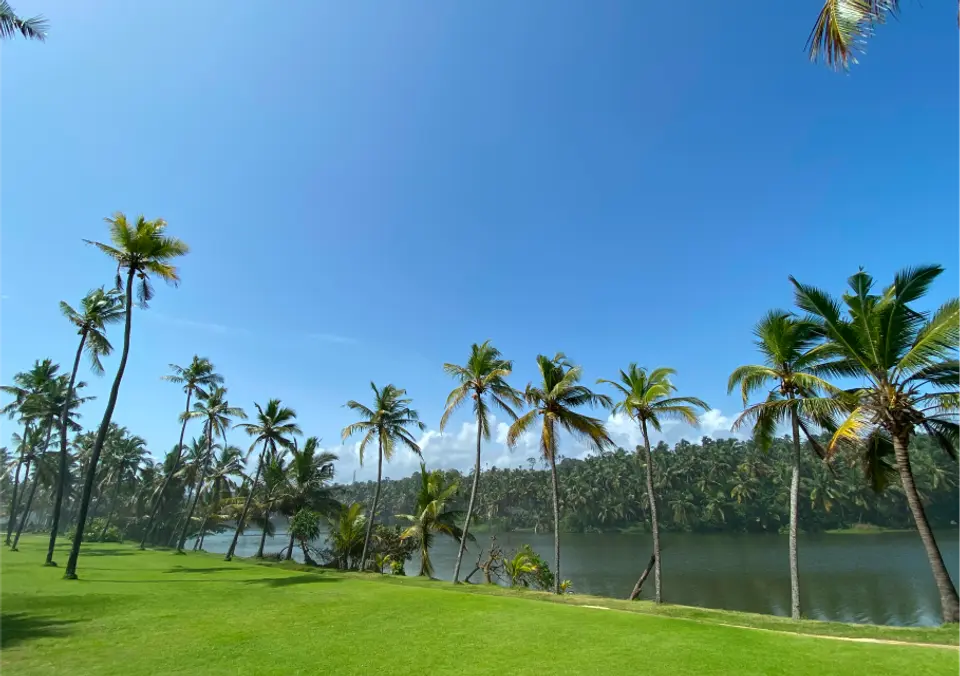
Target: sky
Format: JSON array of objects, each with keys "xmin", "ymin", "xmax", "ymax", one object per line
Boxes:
[{"xmin": 2, "ymin": 1, "xmax": 957, "ymax": 483}]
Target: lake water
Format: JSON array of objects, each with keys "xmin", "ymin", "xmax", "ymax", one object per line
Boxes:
[{"xmin": 200, "ymin": 529, "xmax": 959, "ymax": 627}]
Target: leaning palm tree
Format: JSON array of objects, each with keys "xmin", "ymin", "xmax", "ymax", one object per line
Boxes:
[
  {"xmin": 194, "ymin": 443, "xmax": 245, "ymax": 551},
  {"xmin": 224, "ymin": 399, "xmax": 300, "ymax": 561},
  {"xmin": 64, "ymin": 213, "xmax": 188, "ymax": 580},
  {"xmin": 1, "ymin": 359, "xmax": 59, "ymax": 546},
  {"xmin": 341, "ymin": 383, "xmax": 425, "ymax": 571},
  {"xmin": 46, "ymin": 287, "xmax": 124, "ymax": 566},
  {"xmin": 792, "ymin": 265, "xmax": 960, "ymax": 623},
  {"xmin": 728, "ymin": 311, "xmax": 839, "ymax": 620},
  {"xmin": 398, "ymin": 463, "xmax": 470, "ymax": 577},
  {"xmin": 508, "ymin": 354, "xmax": 613, "ymax": 594},
  {"xmin": 281, "ymin": 437, "xmax": 338, "ymax": 560},
  {"xmin": 140, "ymin": 356, "xmax": 221, "ymax": 549},
  {"xmin": 174, "ymin": 386, "xmax": 245, "ymax": 552},
  {"xmin": 0, "ymin": 1, "xmax": 47, "ymax": 41},
  {"xmin": 440, "ymin": 341, "xmax": 522, "ymax": 583},
  {"xmin": 598, "ymin": 364, "xmax": 709, "ymax": 603}
]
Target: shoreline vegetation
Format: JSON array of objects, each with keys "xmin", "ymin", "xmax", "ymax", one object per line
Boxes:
[{"xmin": 3, "ymin": 538, "xmax": 958, "ymax": 676}]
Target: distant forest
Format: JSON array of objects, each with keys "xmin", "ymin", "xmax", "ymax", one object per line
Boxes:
[{"xmin": 334, "ymin": 434, "xmax": 958, "ymax": 534}]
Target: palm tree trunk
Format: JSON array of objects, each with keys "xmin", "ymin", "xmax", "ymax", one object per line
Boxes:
[
  {"xmin": 194, "ymin": 512, "xmax": 209, "ymax": 550},
  {"xmin": 286, "ymin": 529, "xmax": 295, "ymax": 561},
  {"xmin": 45, "ymin": 329, "xmax": 87, "ymax": 565},
  {"xmin": 177, "ymin": 423, "xmax": 213, "ymax": 552},
  {"xmin": 11, "ymin": 467, "xmax": 41, "ymax": 550},
  {"xmin": 64, "ymin": 266, "xmax": 136, "ymax": 580},
  {"xmin": 256, "ymin": 507, "xmax": 270, "ymax": 558},
  {"xmin": 359, "ymin": 437, "xmax": 383, "ymax": 572},
  {"xmin": 99, "ymin": 466, "xmax": 124, "ymax": 541},
  {"xmin": 892, "ymin": 429, "xmax": 960, "ymax": 623},
  {"xmin": 788, "ymin": 405, "xmax": 802, "ymax": 621},
  {"xmin": 6, "ymin": 424, "xmax": 30, "ymax": 545},
  {"xmin": 225, "ymin": 452, "xmax": 264, "ymax": 561},
  {"xmin": 548, "ymin": 451, "xmax": 561, "ymax": 595},
  {"xmin": 141, "ymin": 389, "xmax": 193, "ymax": 549},
  {"xmin": 640, "ymin": 419, "xmax": 662, "ymax": 604},
  {"xmin": 452, "ymin": 411, "xmax": 483, "ymax": 583}
]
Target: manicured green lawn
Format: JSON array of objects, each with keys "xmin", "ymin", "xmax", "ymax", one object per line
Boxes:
[{"xmin": 3, "ymin": 537, "xmax": 957, "ymax": 675}]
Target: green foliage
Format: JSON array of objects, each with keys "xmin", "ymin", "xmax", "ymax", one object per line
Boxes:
[
  {"xmin": 85, "ymin": 518, "xmax": 121, "ymax": 543},
  {"xmin": 289, "ymin": 509, "xmax": 322, "ymax": 544},
  {"xmin": 397, "ymin": 463, "xmax": 470, "ymax": 577}
]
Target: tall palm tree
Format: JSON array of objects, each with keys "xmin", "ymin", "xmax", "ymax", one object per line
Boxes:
[
  {"xmin": 140, "ymin": 356, "xmax": 221, "ymax": 548},
  {"xmin": 398, "ymin": 463, "xmax": 470, "ymax": 577},
  {"xmin": 46, "ymin": 287, "xmax": 124, "ymax": 566},
  {"xmin": 598, "ymin": 364, "xmax": 709, "ymax": 603},
  {"xmin": 225, "ymin": 399, "xmax": 300, "ymax": 561},
  {"xmin": 281, "ymin": 437, "xmax": 338, "ymax": 560},
  {"xmin": 1, "ymin": 359, "xmax": 59, "ymax": 545},
  {"xmin": 806, "ymin": 0, "xmax": 959, "ymax": 70},
  {"xmin": 65, "ymin": 213, "xmax": 188, "ymax": 580},
  {"xmin": 508, "ymin": 353, "xmax": 613, "ymax": 594},
  {"xmin": 175, "ymin": 386, "xmax": 246, "ymax": 552},
  {"xmin": 0, "ymin": 1, "xmax": 47, "ymax": 41},
  {"xmin": 440, "ymin": 340, "xmax": 522, "ymax": 583},
  {"xmin": 728, "ymin": 311, "xmax": 839, "ymax": 620},
  {"xmin": 791, "ymin": 265, "xmax": 960, "ymax": 623},
  {"xmin": 341, "ymin": 383, "xmax": 426, "ymax": 571},
  {"xmin": 194, "ymin": 443, "xmax": 245, "ymax": 551}
]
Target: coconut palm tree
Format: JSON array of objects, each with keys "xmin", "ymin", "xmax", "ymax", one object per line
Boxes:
[
  {"xmin": 397, "ymin": 463, "xmax": 470, "ymax": 577},
  {"xmin": 251, "ymin": 451, "xmax": 289, "ymax": 558},
  {"xmin": 224, "ymin": 399, "xmax": 300, "ymax": 561},
  {"xmin": 46, "ymin": 287, "xmax": 124, "ymax": 565},
  {"xmin": 341, "ymin": 383, "xmax": 426, "ymax": 571},
  {"xmin": 728, "ymin": 311, "xmax": 840, "ymax": 620},
  {"xmin": 97, "ymin": 432, "xmax": 148, "ymax": 541},
  {"xmin": 326, "ymin": 502, "xmax": 366, "ymax": 570},
  {"xmin": 440, "ymin": 340, "xmax": 522, "ymax": 583},
  {"xmin": 508, "ymin": 353, "xmax": 613, "ymax": 594},
  {"xmin": 791, "ymin": 265, "xmax": 960, "ymax": 623},
  {"xmin": 281, "ymin": 437, "xmax": 338, "ymax": 560},
  {"xmin": 598, "ymin": 364, "xmax": 709, "ymax": 603},
  {"xmin": 194, "ymin": 443, "xmax": 245, "ymax": 551},
  {"xmin": 140, "ymin": 356, "xmax": 221, "ymax": 549},
  {"xmin": 65, "ymin": 213, "xmax": 188, "ymax": 580},
  {"xmin": 1, "ymin": 359, "xmax": 59, "ymax": 545},
  {"xmin": 0, "ymin": 1, "xmax": 47, "ymax": 41},
  {"xmin": 174, "ymin": 386, "xmax": 245, "ymax": 552}
]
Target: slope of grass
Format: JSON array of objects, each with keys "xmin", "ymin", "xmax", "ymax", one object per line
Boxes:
[{"xmin": 2, "ymin": 537, "xmax": 957, "ymax": 676}]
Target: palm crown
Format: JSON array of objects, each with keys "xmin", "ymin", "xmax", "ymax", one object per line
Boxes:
[
  {"xmin": 186, "ymin": 386, "xmax": 247, "ymax": 441},
  {"xmin": 237, "ymin": 399, "xmax": 302, "ymax": 457},
  {"xmin": 341, "ymin": 383, "xmax": 426, "ymax": 465},
  {"xmin": 398, "ymin": 463, "xmax": 469, "ymax": 577},
  {"xmin": 600, "ymin": 364, "xmax": 710, "ymax": 435},
  {"xmin": 59, "ymin": 287, "xmax": 125, "ymax": 374},
  {"xmin": 0, "ymin": 1, "xmax": 48, "ymax": 41},
  {"xmin": 85, "ymin": 213, "xmax": 189, "ymax": 307},
  {"xmin": 440, "ymin": 340, "xmax": 523, "ymax": 435},
  {"xmin": 164, "ymin": 356, "xmax": 223, "ymax": 401}
]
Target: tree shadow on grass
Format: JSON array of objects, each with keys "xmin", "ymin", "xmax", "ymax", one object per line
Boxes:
[
  {"xmin": 164, "ymin": 566, "xmax": 242, "ymax": 575},
  {"xmin": 1, "ymin": 613, "xmax": 81, "ymax": 649},
  {"xmin": 243, "ymin": 574, "xmax": 339, "ymax": 588},
  {"xmin": 79, "ymin": 548, "xmax": 136, "ymax": 557}
]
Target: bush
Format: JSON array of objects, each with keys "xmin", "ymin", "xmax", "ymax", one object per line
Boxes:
[{"xmin": 85, "ymin": 518, "xmax": 122, "ymax": 543}]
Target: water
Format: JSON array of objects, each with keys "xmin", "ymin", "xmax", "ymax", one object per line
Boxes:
[{"xmin": 200, "ymin": 529, "xmax": 959, "ymax": 627}]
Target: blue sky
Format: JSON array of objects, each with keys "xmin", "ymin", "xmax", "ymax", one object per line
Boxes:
[{"xmin": 3, "ymin": 1, "xmax": 957, "ymax": 481}]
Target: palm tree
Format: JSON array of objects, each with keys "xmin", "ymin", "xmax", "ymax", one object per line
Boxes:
[
  {"xmin": 251, "ymin": 451, "xmax": 289, "ymax": 558},
  {"xmin": 97, "ymin": 433, "xmax": 148, "ymax": 541},
  {"xmin": 225, "ymin": 399, "xmax": 300, "ymax": 561},
  {"xmin": 194, "ymin": 444, "xmax": 245, "ymax": 551},
  {"xmin": 46, "ymin": 287, "xmax": 124, "ymax": 566},
  {"xmin": 508, "ymin": 353, "xmax": 613, "ymax": 594},
  {"xmin": 728, "ymin": 311, "xmax": 839, "ymax": 620},
  {"xmin": 440, "ymin": 341, "xmax": 522, "ymax": 583},
  {"xmin": 1, "ymin": 359, "xmax": 59, "ymax": 545},
  {"xmin": 791, "ymin": 265, "xmax": 960, "ymax": 623},
  {"xmin": 598, "ymin": 364, "xmax": 709, "ymax": 603},
  {"xmin": 0, "ymin": 1, "xmax": 47, "ymax": 41},
  {"xmin": 397, "ymin": 463, "xmax": 470, "ymax": 577},
  {"xmin": 326, "ymin": 502, "xmax": 367, "ymax": 570},
  {"xmin": 341, "ymin": 383, "xmax": 425, "ymax": 571},
  {"xmin": 65, "ymin": 213, "xmax": 188, "ymax": 580},
  {"xmin": 175, "ymin": 386, "xmax": 245, "ymax": 552},
  {"xmin": 281, "ymin": 437, "xmax": 338, "ymax": 560},
  {"xmin": 141, "ymin": 356, "xmax": 221, "ymax": 548}
]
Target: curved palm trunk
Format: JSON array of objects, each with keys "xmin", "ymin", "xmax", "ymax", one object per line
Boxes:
[
  {"xmin": 892, "ymin": 430, "xmax": 959, "ymax": 623},
  {"xmin": 788, "ymin": 405, "xmax": 802, "ymax": 621},
  {"xmin": 6, "ymin": 424, "xmax": 30, "ymax": 545},
  {"xmin": 98, "ymin": 464, "xmax": 125, "ymax": 541},
  {"xmin": 548, "ymin": 451, "xmax": 561, "ymax": 595},
  {"xmin": 140, "ymin": 389, "xmax": 194, "ymax": 549},
  {"xmin": 286, "ymin": 528, "xmax": 295, "ymax": 561},
  {"xmin": 225, "ymin": 454, "xmax": 264, "ymax": 561},
  {"xmin": 45, "ymin": 329, "xmax": 88, "ymax": 565},
  {"xmin": 640, "ymin": 419, "xmax": 662, "ymax": 604},
  {"xmin": 11, "ymin": 470, "xmax": 40, "ymax": 550},
  {"xmin": 194, "ymin": 511, "xmax": 209, "ymax": 550},
  {"xmin": 358, "ymin": 437, "xmax": 383, "ymax": 571},
  {"xmin": 452, "ymin": 410, "xmax": 483, "ymax": 583},
  {"xmin": 176, "ymin": 423, "xmax": 213, "ymax": 552},
  {"xmin": 256, "ymin": 507, "xmax": 271, "ymax": 558},
  {"xmin": 64, "ymin": 267, "xmax": 135, "ymax": 580}
]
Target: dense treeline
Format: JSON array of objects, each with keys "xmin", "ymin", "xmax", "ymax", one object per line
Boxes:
[{"xmin": 335, "ymin": 434, "xmax": 958, "ymax": 535}]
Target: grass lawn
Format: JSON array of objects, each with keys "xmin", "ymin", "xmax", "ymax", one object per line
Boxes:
[{"xmin": 2, "ymin": 537, "xmax": 958, "ymax": 675}]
